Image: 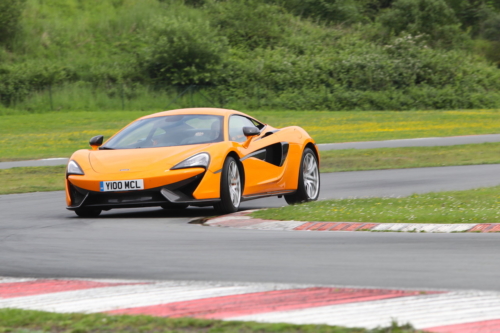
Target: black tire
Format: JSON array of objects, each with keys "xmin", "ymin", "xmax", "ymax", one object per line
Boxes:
[
  {"xmin": 74, "ymin": 208, "xmax": 102, "ymax": 218},
  {"xmin": 214, "ymin": 156, "xmax": 242, "ymax": 214},
  {"xmin": 161, "ymin": 203, "xmax": 189, "ymax": 210},
  {"xmin": 285, "ymin": 147, "xmax": 320, "ymax": 205}
]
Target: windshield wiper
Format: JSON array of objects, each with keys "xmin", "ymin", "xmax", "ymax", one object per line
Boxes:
[{"xmin": 99, "ymin": 146, "xmax": 114, "ymax": 150}]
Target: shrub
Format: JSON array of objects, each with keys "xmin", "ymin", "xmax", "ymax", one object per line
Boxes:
[
  {"xmin": 206, "ymin": 0, "xmax": 292, "ymax": 49},
  {"xmin": 444, "ymin": 0, "xmax": 500, "ymax": 35},
  {"xmin": 357, "ymin": 0, "xmax": 395, "ymax": 19},
  {"xmin": 216, "ymin": 31, "xmax": 500, "ymax": 111},
  {"xmin": 0, "ymin": 0, "xmax": 25, "ymax": 47},
  {"xmin": 140, "ymin": 13, "xmax": 227, "ymax": 85},
  {"xmin": 482, "ymin": 12, "xmax": 500, "ymax": 42},
  {"xmin": 0, "ymin": 61, "xmax": 77, "ymax": 107},
  {"xmin": 378, "ymin": 0, "xmax": 465, "ymax": 48},
  {"xmin": 3, "ymin": 0, "xmax": 500, "ymax": 112},
  {"xmin": 272, "ymin": 0, "xmax": 362, "ymax": 24}
]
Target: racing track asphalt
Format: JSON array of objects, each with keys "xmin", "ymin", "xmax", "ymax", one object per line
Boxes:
[
  {"xmin": 317, "ymin": 133, "xmax": 500, "ymax": 150},
  {"xmin": 1, "ymin": 164, "xmax": 500, "ymax": 291}
]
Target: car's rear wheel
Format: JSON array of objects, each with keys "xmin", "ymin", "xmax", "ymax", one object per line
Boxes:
[
  {"xmin": 285, "ymin": 147, "xmax": 320, "ymax": 205},
  {"xmin": 214, "ymin": 156, "xmax": 241, "ymax": 214},
  {"xmin": 74, "ymin": 208, "xmax": 102, "ymax": 218}
]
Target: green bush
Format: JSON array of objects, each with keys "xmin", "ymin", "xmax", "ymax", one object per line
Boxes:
[
  {"xmin": 272, "ymin": 0, "xmax": 362, "ymax": 24},
  {"xmin": 0, "ymin": 0, "xmax": 25, "ymax": 46},
  {"xmin": 206, "ymin": 0, "xmax": 292, "ymax": 49},
  {"xmin": 473, "ymin": 38, "xmax": 500, "ymax": 67},
  {"xmin": 140, "ymin": 12, "xmax": 227, "ymax": 85},
  {"xmin": 443, "ymin": 0, "xmax": 500, "ymax": 35},
  {"xmin": 216, "ymin": 30, "xmax": 500, "ymax": 110},
  {"xmin": 3, "ymin": 0, "xmax": 500, "ymax": 112},
  {"xmin": 378, "ymin": 0, "xmax": 465, "ymax": 48},
  {"xmin": 357, "ymin": 0, "xmax": 395, "ymax": 19},
  {"xmin": 0, "ymin": 61, "xmax": 77, "ymax": 106},
  {"xmin": 482, "ymin": 12, "xmax": 500, "ymax": 43}
]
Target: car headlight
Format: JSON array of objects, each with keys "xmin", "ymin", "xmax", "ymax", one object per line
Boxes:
[
  {"xmin": 172, "ymin": 153, "xmax": 210, "ymax": 170},
  {"xmin": 67, "ymin": 160, "xmax": 85, "ymax": 175}
]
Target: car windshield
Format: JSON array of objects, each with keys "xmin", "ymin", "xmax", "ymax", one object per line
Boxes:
[{"xmin": 102, "ymin": 114, "xmax": 224, "ymax": 149}]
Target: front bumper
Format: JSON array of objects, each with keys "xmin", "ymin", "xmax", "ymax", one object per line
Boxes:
[{"xmin": 66, "ymin": 172, "xmax": 220, "ymax": 210}]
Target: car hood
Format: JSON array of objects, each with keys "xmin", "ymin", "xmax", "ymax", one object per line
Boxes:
[{"xmin": 88, "ymin": 144, "xmax": 212, "ymax": 174}]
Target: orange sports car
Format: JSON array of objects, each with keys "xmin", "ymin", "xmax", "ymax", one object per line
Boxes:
[{"xmin": 66, "ymin": 108, "xmax": 320, "ymax": 217}]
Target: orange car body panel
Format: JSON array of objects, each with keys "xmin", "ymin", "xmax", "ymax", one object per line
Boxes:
[{"xmin": 65, "ymin": 108, "xmax": 318, "ymax": 208}]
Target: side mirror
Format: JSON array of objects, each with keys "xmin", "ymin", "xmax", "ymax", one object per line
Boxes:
[
  {"xmin": 242, "ymin": 127, "xmax": 259, "ymax": 148},
  {"xmin": 89, "ymin": 135, "xmax": 104, "ymax": 150},
  {"xmin": 243, "ymin": 126, "xmax": 260, "ymax": 137}
]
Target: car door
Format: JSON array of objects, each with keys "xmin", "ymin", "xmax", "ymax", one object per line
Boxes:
[{"xmin": 229, "ymin": 115, "xmax": 288, "ymax": 196}]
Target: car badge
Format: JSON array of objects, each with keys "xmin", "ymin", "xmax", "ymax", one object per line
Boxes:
[{"xmin": 120, "ymin": 169, "xmax": 130, "ymax": 171}]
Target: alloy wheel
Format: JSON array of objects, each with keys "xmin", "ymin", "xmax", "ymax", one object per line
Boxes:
[
  {"xmin": 302, "ymin": 153, "xmax": 319, "ymax": 199},
  {"xmin": 228, "ymin": 160, "xmax": 241, "ymax": 207}
]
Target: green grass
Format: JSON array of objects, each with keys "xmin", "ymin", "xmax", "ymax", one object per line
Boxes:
[
  {"xmin": 0, "ymin": 309, "xmax": 420, "ymax": 333},
  {"xmin": 0, "ymin": 111, "xmax": 150, "ymax": 161},
  {"xmin": 0, "ymin": 166, "xmax": 65, "ymax": 195},
  {"xmin": 1, "ymin": 109, "xmax": 500, "ymax": 161},
  {"xmin": 2, "ymin": 139, "xmax": 500, "ymax": 195},
  {"xmin": 1, "ymin": 140, "xmax": 498, "ymax": 198},
  {"xmin": 252, "ymin": 186, "xmax": 500, "ymax": 224},
  {"xmin": 2, "ymin": 142, "xmax": 500, "ymax": 196},
  {"xmin": 255, "ymin": 109, "xmax": 500, "ymax": 143},
  {"xmin": 320, "ymin": 142, "xmax": 500, "ymax": 172}
]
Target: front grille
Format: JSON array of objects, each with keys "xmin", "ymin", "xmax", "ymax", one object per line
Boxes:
[
  {"xmin": 68, "ymin": 172, "xmax": 213, "ymax": 210},
  {"xmin": 68, "ymin": 182, "xmax": 87, "ymax": 207},
  {"xmin": 86, "ymin": 190, "xmax": 165, "ymax": 206}
]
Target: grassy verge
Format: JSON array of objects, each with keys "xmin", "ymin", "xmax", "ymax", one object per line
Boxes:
[
  {"xmin": 1, "ymin": 109, "xmax": 500, "ymax": 161},
  {"xmin": 0, "ymin": 309, "xmax": 420, "ymax": 333},
  {"xmin": 252, "ymin": 186, "xmax": 500, "ymax": 224},
  {"xmin": 2, "ymin": 140, "xmax": 500, "ymax": 196},
  {"xmin": 320, "ymin": 142, "xmax": 500, "ymax": 172},
  {"xmin": 256, "ymin": 109, "xmax": 500, "ymax": 143},
  {"xmin": 0, "ymin": 111, "xmax": 148, "ymax": 161},
  {"xmin": 0, "ymin": 166, "xmax": 65, "ymax": 195},
  {"xmin": 2, "ymin": 142, "xmax": 500, "ymax": 195}
]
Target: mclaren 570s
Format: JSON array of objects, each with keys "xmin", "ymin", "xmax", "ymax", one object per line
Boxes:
[{"xmin": 66, "ymin": 108, "xmax": 320, "ymax": 217}]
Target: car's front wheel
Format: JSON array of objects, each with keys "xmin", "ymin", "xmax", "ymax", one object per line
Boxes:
[
  {"xmin": 74, "ymin": 208, "xmax": 102, "ymax": 218},
  {"xmin": 285, "ymin": 147, "xmax": 320, "ymax": 205},
  {"xmin": 214, "ymin": 156, "xmax": 241, "ymax": 214}
]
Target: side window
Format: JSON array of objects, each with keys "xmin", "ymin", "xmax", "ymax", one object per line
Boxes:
[
  {"xmin": 229, "ymin": 115, "xmax": 257, "ymax": 143},
  {"xmin": 251, "ymin": 119, "xmax": 265, "ymax": 130}
]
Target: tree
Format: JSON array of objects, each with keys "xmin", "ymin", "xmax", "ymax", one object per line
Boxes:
[
  {"xmin": 444, "ymin": 0, "xmax": 494, "ymax": 35},
  {"xmin": 379, "ymin": 0, "xmax": 464, "ymax": 47},
  {"xmin": 141, "ymin": 15, "xmax": 227, "ymax": 85},
  {"xmin": 274, "ymin": 0, "xmax": 362, "ymax": 24},
  {"xmin": 0, "ymin": 0, "xmax": 25, "ymax": 46}
]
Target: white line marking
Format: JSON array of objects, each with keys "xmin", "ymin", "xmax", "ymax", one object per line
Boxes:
[
  {"xmin": 230, "ymin": 291, "xmax": 500, "ymax": 329},
  {"xmin": 3, "ymin": 278, "xmax": 500, "ymax": 331},
  {"xmin": 0, "ymin": 277, "xmax": 37, "ymax": 284},
  {"xmin": 205, "ymin": 216, "xmax": 252, "ymax": 224},
  {"xmin": 0, "ymin": 281, "xmax": 306, "ymax": 313},
  {"xmin": 369, "ymin": 223, "xmax": 476, "ymax": 233},
  {"xmin": 237, "ymin": 221, "xmax": 306, "ymax": 230}
]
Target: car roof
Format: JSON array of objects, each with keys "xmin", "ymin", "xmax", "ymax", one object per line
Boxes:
[{"xmin": 141, "ymin": 108, "xmax": 247, "ymax": 119}]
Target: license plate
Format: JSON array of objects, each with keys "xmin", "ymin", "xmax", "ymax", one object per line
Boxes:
[{"xmin": 100, "ymin": 179, "xmax": 144, "ymax": 192}]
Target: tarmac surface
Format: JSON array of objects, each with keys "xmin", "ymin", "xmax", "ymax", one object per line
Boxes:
[
  {"xmin": 317, "ymin": 133, "xmax": 500, "ymax": 150},
  {"xmin": 1, "ymin": 164, "xmax": 500, "ymax": 291}
]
